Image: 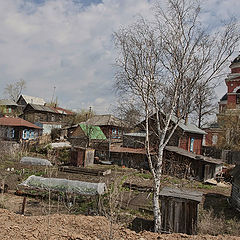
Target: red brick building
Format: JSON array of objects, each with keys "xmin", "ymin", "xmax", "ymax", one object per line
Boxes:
[
  {"xmin": 219, "ymin": 55, "xmax": 240, "ymax": 112},
  {"xmin": 204, "ymin": 55, "xmax": 240, "ymax": 147}
]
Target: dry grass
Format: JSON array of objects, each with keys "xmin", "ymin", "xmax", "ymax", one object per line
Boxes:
[{"xmin": 198, "ymin": 208, "xmax": 240, "ymax": 236}]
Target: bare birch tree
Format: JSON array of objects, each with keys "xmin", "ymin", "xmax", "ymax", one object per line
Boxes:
[{"xmin": 114, "ymin": 0, "xmax": 239, "ymax": 232}]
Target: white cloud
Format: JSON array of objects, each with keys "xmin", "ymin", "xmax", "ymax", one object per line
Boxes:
[{"xmin": 0, "ymin": 0, "xmax": 238, "ymax": 113}]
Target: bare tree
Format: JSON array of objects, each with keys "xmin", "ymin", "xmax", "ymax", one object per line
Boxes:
[
  {"xmin": 114, "ymin": 0, "xmax": 239, "ymax": 232},
  {"xmin": 4, "ymin": 79, "xmax": 26, "ymax": 102},
  {"xmin": 192, "ymin": 82, "xmax": 217, "ymax": 128}
]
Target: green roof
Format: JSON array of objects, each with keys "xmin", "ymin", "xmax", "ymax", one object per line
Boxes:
[{"xmin": 79, "ymin": 123, "xmax": 107, "ymax": 140}]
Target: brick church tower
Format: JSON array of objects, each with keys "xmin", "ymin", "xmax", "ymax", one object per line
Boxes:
[
  {"xmin": 219, "ymin": 55, "xmax": 240, "ymax": 113},
  {"xmin": 204, "ymin": 55, "xmax": 240, "ymax": 147}
]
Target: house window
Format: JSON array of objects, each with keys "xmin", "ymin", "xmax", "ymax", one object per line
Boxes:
[
  {"xmin": 7, "ymin": 128, "xmax": 14, "ymax": 139},
  {"xmin": 202, "ymin": 135, "xmax": 206, "ymax": 146},
  {"xmin": 22, "ymin": 129, "xmax": 28, "ymax": 139},
  {"xmin": 212, "ymin": 134, "xmax": 218, "ymax": 145},
  {"xmin": 190, "ymin": 138, "xmax": 194, "ymax": 152},
  {"xmin": 112, "ymin": 128, "xmax": 117, "ymax": 139}
]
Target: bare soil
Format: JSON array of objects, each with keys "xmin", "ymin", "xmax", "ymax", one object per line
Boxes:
[{"xmin": 0, "ymin": 208, "xmax": 239, "ymax": 240}]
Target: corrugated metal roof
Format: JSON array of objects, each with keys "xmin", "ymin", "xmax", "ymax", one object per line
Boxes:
[
  {"xmin": 79, "ymin": 123, "xmax": 107, "ymax": 140},
  {"xmin": 20, "ymin": 95, "xmax": 45, "ymax": 105},
  {"xmin": 160, "ymin": 187, "xmax": 203, "ymax": 202},
  {"xmin": 86, "ymin": 115, "xmax": 128, "ymax": 127},
  {"xmin": 0, "ymin": 117, "xmax": 41, "ymax": 129},
  {"xmin": 0, "ymin": 99, "xmax": 18, "ymax": 106}
]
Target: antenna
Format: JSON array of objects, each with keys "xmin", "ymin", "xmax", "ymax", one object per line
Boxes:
[{"xmin": 51, "ymin": 86, "xmax": 56, "ymax": 104}]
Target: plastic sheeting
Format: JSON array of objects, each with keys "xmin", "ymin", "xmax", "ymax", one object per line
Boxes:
[
  {"xmin": 20, "ymin": 157, "xmax": 53, "ymax": 166},
  {"xmin": 19, "ymin": 175, "xmax": 106, "ymax": 195}
]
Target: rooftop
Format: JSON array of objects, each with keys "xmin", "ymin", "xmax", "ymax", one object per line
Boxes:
[
  {"xmin": 0, "ymin": 99, "xmax": 18, "ymax": 106},
  {"xmin": 18, "ymin": 95, "xmax": 45, "ymax": 106},
  {"xmin": 79, "ymin": 123, "xmax": 107, "ymax": 140},
  {"xmin": 86, "ymin": 115, "xmax": 129, "ymax": 128},
  {"xmin": 165, "ymin": 146, "xmax": 223, "ymax": 164},
  {"xmin": 160, "ymin": 187, "xmax": 203, "ymax": 202},
  {"xmin": 0, "ymin": 117, "xmax": 41, "ymax": 129}
]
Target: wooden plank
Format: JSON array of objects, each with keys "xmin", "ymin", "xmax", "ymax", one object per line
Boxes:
[{"xmin": 58, "ymin": 166, "xmax": 111, "ymax": 176}]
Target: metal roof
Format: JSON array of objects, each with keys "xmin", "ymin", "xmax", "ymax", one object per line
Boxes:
[
  {"xmin": 26, "ymin": 103, "xmax": 56, "ymax": 113},
  {"xmin": 0, "ymin": 99, "xmax": 18, "ymax": 106},
  {"xmin": 19, "ymin": 95, "xmax": 45, "ymax": 105},
  {"xmin": 0, "ymin": 117, "xmax": 41, "ymax": 129},
  {"xmin": 171, "ymin": 116, "xmax": 206, "ymax": 135},
  {"xmin": 86, "ymin": 115, "xmax": 129, "ymax": 127},
  {"xmin": 160, "ymin": 187, "xmax": 203, "ymax": 202},
  {"xmin": 165, "ymin": 146, "xmax": 224, "ymax": 164},
  {"xmin": 79, "ymin": 123, "xmax": 107, "ymax": 140}
]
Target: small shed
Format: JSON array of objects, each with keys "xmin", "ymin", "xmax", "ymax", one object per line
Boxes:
[
  {"xmin": 71, "ymin": 146, "xmax": 95, "ymax": 167},
  {"xmin": 160, "ymin": 187, "xmax": 202, "ymax": 235}
]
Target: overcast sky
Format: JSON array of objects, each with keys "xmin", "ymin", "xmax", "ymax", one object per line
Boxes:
[{"xmin": 0, "ymin": 0, "xmax": 239, "ymax": 113}]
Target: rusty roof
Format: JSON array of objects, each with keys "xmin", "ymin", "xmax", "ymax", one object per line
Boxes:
[{"xmin": 0, "ymin": 117, "xmax": 41, "ymax": 129}]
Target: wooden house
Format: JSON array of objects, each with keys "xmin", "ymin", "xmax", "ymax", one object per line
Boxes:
[
  {"xmin": 0, "ymin": 116, "xmax": 41, "ymax": 141},
  {"xmin": 230, "ymin": 165, "xmax": 240, "ymax": 211},
  {"xmin": 22, "ymin": 103, "xmax": 63, "ymax": 123},
  {"xmin": 21, "ymin": 103, "xmax": 74, "ymax": 134},
  {"xmin": 69, "ymin": 123, "xmax": 108, "ymax": 150},
  {"xmin": 0, "ymin": 99, "xmax": 19, "ymax": 116},
  {"xmin": 160, "ymin": 187, "xmax": 202, "ymax": 235},
  {"xmin": 137, "ymin": 113, "xmax": 206, "ymax": 155},
  {"xmin": 86, "ymin": 114, "xmax": 129, "ymax": 140}
]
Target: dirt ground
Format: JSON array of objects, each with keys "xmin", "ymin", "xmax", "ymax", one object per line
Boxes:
[
  {"xmin": 0, "ymin": 208, "xmax": 240, "ymax": 240},
  {"xmin": 0, "ymin": 157, "xmax": 239, "ymax": 239}
]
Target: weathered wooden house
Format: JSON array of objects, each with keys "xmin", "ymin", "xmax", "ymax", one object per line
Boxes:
[
  {"xmin": 69, "ymin": 123, "xmax": 108, "ymax": 150},
  {"xmin": 160, "ymin": 187, "xmax": 202, "ymax": 235},
  {"xmin": 86, "ymin": 114, "xmax": 129, "ymax": 140},
  {"xmin": 137, "ymin": 114, "xmax": 206, "ymax": 155},
  {"xmin": 20, "ymin": 103, "xmax": 74, "ymax": 135},
  {"xmin": 230, "ymin": 165, "xmax": 240, "ymax": 211},
  {"xmin": 0, "ymin": 99, "xmax": 19, "ymax": 116},
  {"xmin": 0, "ymin": 116, "xmax": 41, "ymax": 141},
  {"xmin": 22, "ymin": 103, "xmax": 63, "ymax": 123}
]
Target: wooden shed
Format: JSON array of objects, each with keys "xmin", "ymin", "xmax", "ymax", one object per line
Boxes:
[
  {"xmin": 71, "ymin": 146, "xmax": 95, "ymax": 167},
  {"xmin": 160, "ymin": 187, "xmax": 202, "ymax": 235}
]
